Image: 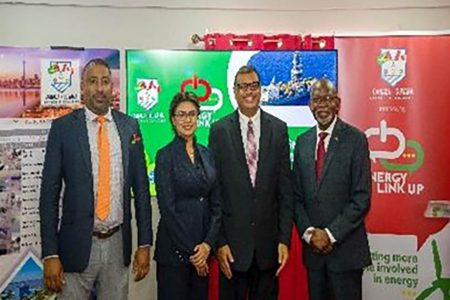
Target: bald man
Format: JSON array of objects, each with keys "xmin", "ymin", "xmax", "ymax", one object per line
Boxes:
[{"xmin": 293, "ymin": 79, "xmax": 372, "ymax": 300}]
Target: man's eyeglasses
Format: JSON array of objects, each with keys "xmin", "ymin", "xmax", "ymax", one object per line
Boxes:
[
  {"xmin": 236, "ymin": 81, "xmax": 260, "ymax": 91},
  {"xmin": 173, "ymin": 110, "xmax": 199, "ymax": 120},
  {"xmin": 310, "ymin": 95, "xmax": 338, "ymax": 104}
]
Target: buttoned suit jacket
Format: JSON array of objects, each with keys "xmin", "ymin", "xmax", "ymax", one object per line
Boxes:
[
  {"xmin": 293, "ymin": 118, "xmax": 372, "ymax": 272},
  {"xmin": 154, "ymin": 137, "xmax": 222, "ymax": 266},
  {"xmin": 39, "ymin": 108, "xmax": 152, "ymax": 272},
  {"xmin": 209, "ymin": 110, "xmax": 293, "ymax": 272}
]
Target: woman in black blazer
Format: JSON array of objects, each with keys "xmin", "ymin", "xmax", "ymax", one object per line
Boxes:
[{"xmin": 154, "ymin": 92, "xmax": 222, "ymax": 300}]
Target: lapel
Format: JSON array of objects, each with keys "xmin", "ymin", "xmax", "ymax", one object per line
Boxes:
[
  {"xmin": 229, "ymin": 110, "xmax": 254, "ymax": 190},
  {"xmin": 317, "ymin": 118, "xmax": 345, "ymax": 190},
  {"xmin": 173, "ymin": 137, "xmax": 202, "ymax": 185},
  {"xmin": 229, "ymin": 111, "xmax": 248, "ymax": 169},
  {"xmin": 112, "ymin": 110, "xmax": 130, "ymax": 182},
  {"xmin": 196, "ymin": 145, "xmax": 215, "ymax": 187},
  {"xmin": 255, "ymin": 110, "xmax": 272, "ymax": 185},
  {"xmin": 302, "ymin": 129, "xmax": 318, "ymax": 189},
  {"xmin": 72, "ymin": 109, "xmax": 93, "ymax": 178},
  {"xmin": 258, "ymin": 110, "xmax": 272, "ymax": 165}
]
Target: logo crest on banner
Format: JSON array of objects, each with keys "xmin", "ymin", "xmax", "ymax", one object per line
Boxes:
[
  {"xmin": 377, "ymin": 48, "xmax": 407, "ymax": 86},
  {"xmin": 136, "ymin": 79, "xmax": 160, "ymax": 110},
  {"xmin": 41, "ymin": 59, "xmax": 80, "ymax": 107},
  {"xmin": 47, "ymin": 61, "xmax": 74, "ymax": 93}
]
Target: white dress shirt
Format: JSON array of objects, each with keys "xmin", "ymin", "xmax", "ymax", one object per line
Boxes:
[
  {"xmin": 238, "ymin": 108, "xmax": 261, "ymax": 159},
  {"xmin": 85, "ymin": 107, "xmax": 124, "ymax": 233},
  {"xmin": 303, "ymin": 116, "xmax": 338, "ymax": 244}
]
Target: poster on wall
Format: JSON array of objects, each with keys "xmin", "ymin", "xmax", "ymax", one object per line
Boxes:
[
  {"xmin": 126, "ymin": 50, "xmax": 337, "ymax": 194},
  {"xmin": 0, "ymin": 119, "xmax": 52, "ymax": 299},
  {"xmin": 336, "ymin": 35, "xmax": 450, "ymax": 300},
  {"xmin": 0, "ymin": 47, "xmax": 120, "ymax": 299},
  {"xmin": 0, "ymin": 47, "xmax": 120, "ymax": 118}
]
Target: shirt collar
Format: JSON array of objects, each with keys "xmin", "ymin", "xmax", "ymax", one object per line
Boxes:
[
  {"xmin": 85, "ymin": 106, "xmax": 112, "ymax": 122},
  {"xmin": 238, "ymin": 108, "xmax": 261, "ymax": 125},
  {"xmin": 316, "ymin": 116, "xmax": 337, "ymax": 138}
]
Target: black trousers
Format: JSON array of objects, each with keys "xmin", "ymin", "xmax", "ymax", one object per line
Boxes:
[
  {"xmin": 219, "ymin": 257, "xmax": 278, "ymax": 300},
  {"xmin": 307, "ymin": 267, "xmax": 363, "ymax": 300},
  {"xmin": 157, "ymin": 263, "xmax": 209, "ymax": 300}
]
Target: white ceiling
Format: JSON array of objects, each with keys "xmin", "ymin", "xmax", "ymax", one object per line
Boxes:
[{"xmin": 1, "ymin": 0, "xmax": 450, "ymax": 10}]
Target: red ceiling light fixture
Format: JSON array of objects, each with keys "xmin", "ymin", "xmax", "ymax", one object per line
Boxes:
[{"xmin": 191, "ymin": 33, "xmax": 335, "ymax": 50}]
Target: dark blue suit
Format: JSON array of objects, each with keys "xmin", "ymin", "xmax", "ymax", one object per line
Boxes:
[
  {"xmin": 209, "ymin": 110, "xmax": 293, "ymax": 271},
  {"xmin": 154, "ymin": 136, "xmax": 222, "ymax": 300},
  {"xmin": 39, "ymin": 108, "xmax": 152, "ymax": 272},
  {"xmin": 209, "ymin": 110, "xmax": 293, "ymax": 300},
  {"xmin": 293, "ymin": 118, "xmax": 372, "ymax": 300}
]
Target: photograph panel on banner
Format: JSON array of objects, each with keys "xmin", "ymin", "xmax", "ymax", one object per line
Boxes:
[
  {"xmin": 0, "ymin": 119, "xmax": 52, "ymax": 299},
  {"xmin": 0, "ymin": 47, "xmax": 120, "ymax": 119},
  {"xmin": 336, "ymin": 35, "xmax": 450, "ymax": 300},
  {"xmin": 126, "ymin": 49, "xmax": 337, "ymax": 194}
]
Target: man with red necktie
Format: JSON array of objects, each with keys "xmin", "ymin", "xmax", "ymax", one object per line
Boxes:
[{"xmin": 293, "ymin": 78, "xmax": 372, "ymax": 300}]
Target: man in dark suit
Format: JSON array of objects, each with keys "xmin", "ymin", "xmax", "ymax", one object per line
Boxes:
[
  {"xmin": 209, "ymin": 65, "xmax": 293, "ymax": 300},
  {"xmin": 39, "ymin": 58, "xmax": 152, "ymax": 299},
  {"xmin": 293, "ymin": 78, "xmax": 372, "ymax": 300}
]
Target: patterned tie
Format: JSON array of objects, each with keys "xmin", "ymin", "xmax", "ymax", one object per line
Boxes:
[
  {"xmin": 316, "ymin": 132, "xmax": 329, "ymax": 183},
  {"xmin": 95, "ymin": 116, "xmax": 111, "ymax": 220},
  {"xmin": 246, "ymin": 120, "xmax": 258, "ymax": 187}
]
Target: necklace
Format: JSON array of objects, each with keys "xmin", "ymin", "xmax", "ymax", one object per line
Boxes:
[
  {"xmin": 187, "ymin": 148, "xmax": 195, "ymax": 160},
  {"xmin": 186, "ymin": 140, "xmax": 195, "ymax": 161}
]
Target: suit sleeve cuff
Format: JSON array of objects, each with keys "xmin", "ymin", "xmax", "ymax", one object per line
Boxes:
[
  {"xmin": 217, "ymin": 235, "xmax": 228, "ymax": 248},
  {"xmin": 43, "ymin": 255, "xmax": 59, "ymax": 261},
  {"xmin": 325, "ymin": 228, "xmax": 337, "ymax": 244},
  {"xmin": 302, "ymin": 227, "xmax": 315, "ymax": 244}
]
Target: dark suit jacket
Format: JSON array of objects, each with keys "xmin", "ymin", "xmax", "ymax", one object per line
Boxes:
[
  {"xmin": 293, "ymin": 118, "xmax": 372, "ymax": 272},
  {"xmin": 39, "ymin": 108, "xmax": 152, "ymax": 272},
  {"xmin": 154, "ymin": 136, "xmax": 222, "ymax": 266},
  {"xmin": 209, "ymin": 110, "xmax": 293, "ymax": 272}
]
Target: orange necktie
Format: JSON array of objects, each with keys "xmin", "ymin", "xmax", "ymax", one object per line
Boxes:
[{"xmin": 95, "ymin": 116, "xmax": 111, "ymax": 220}]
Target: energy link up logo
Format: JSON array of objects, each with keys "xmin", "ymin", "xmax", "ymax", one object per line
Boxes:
[
  {"xmin": 365, "ymin": 120, "xmax": 424, "ymax": 173},
  {"xmin": 180, "ymin": 75, "xmax": 223, "ymax": 112}
]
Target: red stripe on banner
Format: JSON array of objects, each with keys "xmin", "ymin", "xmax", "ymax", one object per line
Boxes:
[
  {"xmin": 208, "ymin": 258, "xmax": 219, "ymax": 300},
  {"xmin": 279, "ymin": 226, "xmax": 309, "ymax": 300}
]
